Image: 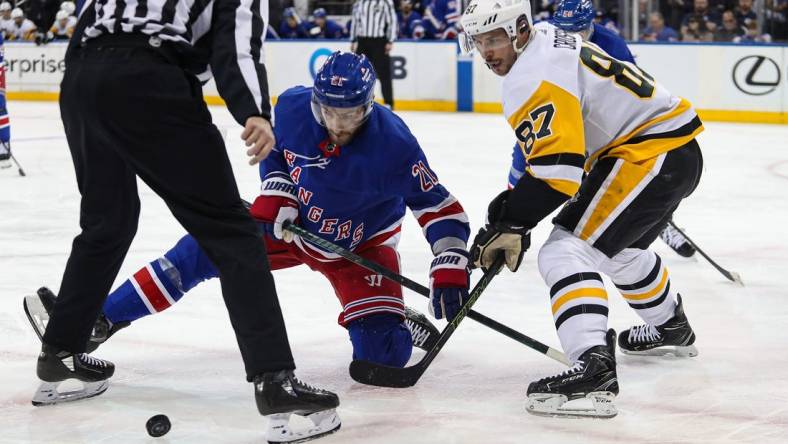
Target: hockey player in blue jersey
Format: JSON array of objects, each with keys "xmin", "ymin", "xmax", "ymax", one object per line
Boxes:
[
  {"xmin": 0, "ymin": 32, "xmax": 11, "ymax": 171},
  {"xmin": 507, "ymin": 0, "xmax": 696, "ymax": 258},
  {"xmin": 398, "ymin": 0, "xmax": 424, "ymax": 39},
  {"xmin": 279, "ymin": 7, "xmax": 309, "ymax": 39},
  {"xmin": 35, "ymin": 51, "xmax": 471, "ymax": 372},
  {"xmin": 549, "ymin": 0, "xmax": 633, "ymax": 63},
  {"xmin": 307, "ymin": 8, "xmax": 345, "ymax": 39},
  {"xmin": 423, "ymin": 0, "xmax": 461, "ymax": 40}
]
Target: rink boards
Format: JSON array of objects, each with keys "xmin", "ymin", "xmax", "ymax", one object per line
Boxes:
[{"xmin": 3, "ymin": 40, "xmax": 786, "ymax": 124}]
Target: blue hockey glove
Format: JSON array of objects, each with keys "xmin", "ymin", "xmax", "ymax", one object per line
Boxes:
[{"xmin": 429, "ymin": 248, "xmax": 471, "ymax": 320}]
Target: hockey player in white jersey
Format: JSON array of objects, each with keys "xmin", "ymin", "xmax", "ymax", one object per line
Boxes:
[{"xmin": 459, "ymin": 0, "xmax": 702, "ymax": 418}]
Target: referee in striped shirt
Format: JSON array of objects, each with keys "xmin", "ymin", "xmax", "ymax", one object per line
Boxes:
[
  {"xmin": 350, "ymin": 0, "xmax": 397, "ymax": 108},
  {"xmin": 29, "ymin": 0, "xmax": 335, "ymax": 413}
]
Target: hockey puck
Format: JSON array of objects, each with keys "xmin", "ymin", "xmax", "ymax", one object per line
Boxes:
[{"xmin": 146, "ymin": 414, "xmax": 171, "ymax": 437}]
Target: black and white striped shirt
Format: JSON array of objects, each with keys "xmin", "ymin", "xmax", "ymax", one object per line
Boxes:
[
  {"xmin": 70, "ymin": 0, "xmax": 273, "ymax": 123},
  {"xmin": 350, "ymin": 0, "xmax": 397, "ymax": 42}
]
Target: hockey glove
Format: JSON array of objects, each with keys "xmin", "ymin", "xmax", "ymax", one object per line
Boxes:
[
  {"xmin": 470, "ymin": 190, "xmax": 531, "ymax": 272},
  {"xmin": 249, "ymin": 175, "xmax": 299, "ymax": 243},
  {"xmin": 429, "ymin": 248, "xmax": 471, "ymax": 320}
]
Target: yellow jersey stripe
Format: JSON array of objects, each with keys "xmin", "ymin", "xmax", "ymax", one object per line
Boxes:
[
  {"xmin": 578, "ymin": 156, "xmax": 658, "ymax": 240},
  {"xmin": 622, "ymin": 269, "xmax": 669, "ymax": 301},
  {"xmin": 551, "ymin": 287, "xmax": 608, "ymax": 314}
]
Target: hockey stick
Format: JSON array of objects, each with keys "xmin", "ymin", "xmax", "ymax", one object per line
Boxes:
[
  {"xmin": 348, "ymin": 256, "xmax": 505, "ymax": 387},
  {"xmin": 1, "ymin": 142, "xmax": 25, "ymax": 176},
  {"xmin": 284, "ymin": 221, "xmax": 569, "ymax": 366},
  {"xmin": 668, "ymin": 221, "xmax": 743, "ymax": 285},
  {"xmin": 10, "ymin": 154, "xmax": 26, "ymax": 177}
]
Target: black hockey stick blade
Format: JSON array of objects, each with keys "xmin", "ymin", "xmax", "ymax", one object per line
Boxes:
[
  {"xmin": 349, "ymin": 257, "xmax": 505, "ymax": 388},
  {"xmin": 667, "ymin": 221, "xmax": 743, "ymax": 286}
]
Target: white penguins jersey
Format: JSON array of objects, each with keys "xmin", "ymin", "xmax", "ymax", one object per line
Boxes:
[{"xmin": 502, "ymin": 22, "xmax": 703, "ymax": 199}]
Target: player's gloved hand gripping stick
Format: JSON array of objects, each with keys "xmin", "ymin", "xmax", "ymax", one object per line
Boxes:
[{"xmin": 283, "ymin": 221, "xmax": 569, "ymax": 368}]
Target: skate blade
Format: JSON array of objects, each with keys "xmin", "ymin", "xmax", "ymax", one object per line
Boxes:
[
  {"xmin": 266, "ymin": 409, "xmax": 341, "ymax": 444},
  {"xmin": 620, "ymin": 344, "xmax": 698, "ymax": 358},
  {"xmin": 526, "ymin": 392, "xmax": 618, "ymax": 419},
  {"xmin": 32, "ymin": 380, "xmax": 110, "ymax": 406},
  {"xmin": 23, "ymin": 295, "xmax": 48, "ymax": 342}
]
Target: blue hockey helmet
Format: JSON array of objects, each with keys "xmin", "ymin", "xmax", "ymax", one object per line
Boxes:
[
  {"xmin": 550, "ymin": 0, "xmax": 594, "ymax": 33},
  {"xmin": 312, "ymin": 51, "xmax": 376, "ymax": 116},
  {"xmin": 283, "ymin": 7, "xmax": 297, "ymax": 19},
  {"xmin": 313, "ymin": 8, "xmax": 327, "ymax": 19}
]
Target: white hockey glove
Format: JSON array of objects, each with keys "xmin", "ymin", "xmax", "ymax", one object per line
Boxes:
[
  {"xmin": 470, "ymin": 190, "xmax": 531, "ymax": 272},
  {"xmin": 249, "ymin": 175, "xmax": 299, "ymax": 243}
]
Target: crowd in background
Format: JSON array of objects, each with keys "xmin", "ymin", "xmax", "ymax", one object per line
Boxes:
[
  {"xmin": 268, "ymin": 0, "xmax": 785, "ymax": 43},
  {"xmin": 1, "ymin": 0, "xmax": 784, "ymax": 44},
  {"xmin": 0, "ymin": 0, "xmax": 76, "ymax": 42}
]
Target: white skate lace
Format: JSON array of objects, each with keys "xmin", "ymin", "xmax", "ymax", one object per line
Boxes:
[
  {"xmin": 545, "ymin": 361, "xmax": 585, "ymax": 380},
  {"xmin": 406, "ymin": 319, "xmax": 429, "ymax": 347},
  {"xmin": 629, "ymin": 324, "xmax": 662, "ymax": 344},
  {"xmin": 292, "ymin": 375, "xmax": 322, "ymax": 393},
  {"xmin": 78, "ymin": 353, "xmax": 107, "ymax": 367},
  {"xmin": 660, "ymin": 225, "xmax": 689, "ymax": 249}
]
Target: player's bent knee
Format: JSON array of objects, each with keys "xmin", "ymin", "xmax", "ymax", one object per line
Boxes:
[
  {"xmin": 348, "ymin": 314, "xmax": 412, "ymax": 368},
  {"xmin": 538, "ymin": 229, "xmax": 598, "ymax": 284}
]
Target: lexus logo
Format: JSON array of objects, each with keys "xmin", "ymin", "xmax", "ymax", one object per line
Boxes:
[{"xmin": 732, "ymin": 55, "xmax": 781, "ymax": 96}]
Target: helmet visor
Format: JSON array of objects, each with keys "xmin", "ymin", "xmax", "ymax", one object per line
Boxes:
[
  {"xmin": 461, "ymin": 29, "xmax": 514, "ymax": 56},
  {"xmin": 320, "ymin": 104, "xmax": 367, "ymax": 144}
]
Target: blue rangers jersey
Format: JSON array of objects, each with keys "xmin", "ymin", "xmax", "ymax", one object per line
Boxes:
[
  {"xmin": 0, "ymin": 33, "xmax": 8, "ymax": 145},
  {"xmin": 589, "ymin": 23, "xmax": 634, "ymax": 64},
  {"xmin": 507, "ymin": 23, "xmax": 634, "ymax": 188},
  {"xmin": 424, "ymin": 0, "xmax": 460, "ymax": 38},
  {"xmin": 308, "ymin": 19, "xmax": 346, "ymax": 39},
  {"xmin": 262, "ymin": 86, "xmax": 470, "ymax": 259}
]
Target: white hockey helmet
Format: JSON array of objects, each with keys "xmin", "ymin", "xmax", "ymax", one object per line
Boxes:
[
  {"xmin": 459, "ymin": 0, "xmax": 533, "ymax": 55},
  {"xmin": 60, "ymin": 1, "xmax": 76, "ymax": 15},
  {"xmin": 56, "ymin": 10, "xmax": 69, "ymax": 21},
  {"xmin": 0, "ymin": 3, "xmax": 11, "ymax": 13},
  {"xmin": 11, "ymin": 7, "xmax": 23, "ymax": 19}
]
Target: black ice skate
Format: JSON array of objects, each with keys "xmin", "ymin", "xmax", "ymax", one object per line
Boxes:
[
  {"xmin": 659, "ymin": 223, "xmax": 696, "ymax": 258},
  {"xmin": 23, "ymin": 287, "xmax": 129, "ymax": 353},
  {"xmin": 526, "ymin": 329, "xmax": 619, "ymax": 419},
  {"xmin": 404, "ymin": 307, "xmax": 439, "ymax": 350},
  {"xmin": 33, "ymin": 344, "xmax": 115, "ymax": 406},
  {"xmin": 255, "ymin": 370, "xmax": 341, "ymax": 444},
  {"xmin": 618, "ymin": 294, "xmax": 698, "ymax": 357}
]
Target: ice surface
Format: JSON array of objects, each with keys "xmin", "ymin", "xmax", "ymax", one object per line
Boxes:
[{"xmin": 1, "ymin": 102, "xmax": 787, "ymax": 443}]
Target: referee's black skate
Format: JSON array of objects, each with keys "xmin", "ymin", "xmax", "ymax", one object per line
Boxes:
[
  {"xmin": 23, "ymin": 287, "xmax": 129, "ymax": 353},
  {"xmin": 618, "ymin": 294, "xmax": 698, "ymax": 357},
  {"xmin": 404, "ymin": 307, "xmax": 439, "ymax": 350},
  {"xmin": 526, "ymin": 329, "xmax": 618, "ymax": 419},
  {"xmin": 255, "ymin": 370, "xmax": 341, "ymax": 444},
  {"xmin": 33, "ymin": 344, "xmax": 115, "ymax": 406}
]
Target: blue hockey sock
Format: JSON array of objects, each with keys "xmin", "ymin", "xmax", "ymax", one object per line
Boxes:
[
  {"xmin": 348, "ymin": 313, "xmax": 413, "ymax": 368},
  {"xmin": 103, "ymin": 234, "xmax": 218, "ymax": 324}
]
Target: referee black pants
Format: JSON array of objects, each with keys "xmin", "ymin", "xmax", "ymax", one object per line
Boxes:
[
  {"xmin": 356, "ymin": 37, "xmax": 393, "ymax": 108},
  {"xmin": 43, "ymin": 38, "xmax": 295, "ymax": 379}
]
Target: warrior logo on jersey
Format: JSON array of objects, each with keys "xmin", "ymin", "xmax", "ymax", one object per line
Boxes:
[
  {"xmin": 364, "ymin": 274, "xmax": 383, "ymax": 287},
  {"xmin": 330, "ymin": 76, "xmax": 344, "ymax": 86}
]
